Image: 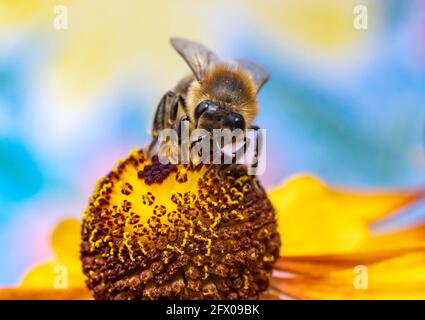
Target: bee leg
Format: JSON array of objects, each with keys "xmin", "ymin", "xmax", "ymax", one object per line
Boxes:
[
  {"xmin": 149, "ymin": 91, "xmax": 186, "ymax": 160},
  {"xmin": 201, "ymin": 143, "xmax": 218, "ymax": 178},
  {"xmin": 216, "ymin": 126, "xmax": 262, "ymax": 193},
  {"xmin": 148, "ymin": 93, "xmax": 167, "ymax": 159},
  {"xmin": 190, "ymin": 132, "xmax": 213, "ymax": 171},
  {"xmin": 250, "ymin": 125, "xmax": 263, "ymax": 171},
  {"xmin": 189, "ymin": 138, "xmax": 201, "ymax": 171},
  {"xmin": 217, "ymin": 163, "xmax": 233, "ymax": 179},
  {"xmin": 168, "ymin": 93, "xmax": 183, "ymax": 126},
  {"xmin": 203, "ymin": 135, "xmax": 248, "ymax": 179},
  {"xmin": 175, "ymin": 115, "xmax": 191, "ymax": 165},
  {"xmin": 216, "ymin": 138, "xmax": 248, "ymax": 180},
  {"xmin": 175, "ymin": 115, "xmax": 190, "ymax": 141},
  {"xmin": 151, "ymin": 93, "xmax": 167, "ymax": 135},
  {"xmin": 201, "ymin": 137, "xmax": 222, "ymax": 178},
  {"xmin": 247, "ymin": 125, "xmax": 264, "ymax": 194}
]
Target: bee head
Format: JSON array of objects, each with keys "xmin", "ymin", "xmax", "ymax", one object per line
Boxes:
[
  {"xmin": 170, "ymin": 38, "xmax": 269, "ymax": 130},
  {"xmin": 194, "ymin": 100, "xmax": 246, "ymax": 132},
  {"xmin": 187, "ymin": 65, "xmax": 259, "ymax": 129}
]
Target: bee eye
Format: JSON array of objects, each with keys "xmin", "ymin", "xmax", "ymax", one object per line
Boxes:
[
  {"xmin": 194, "ymin": 101, "xmax": 210, "ymax": 120},
  {"xmin": 233, "ymin": 114, "xmax": 245, "ymax": 130}
]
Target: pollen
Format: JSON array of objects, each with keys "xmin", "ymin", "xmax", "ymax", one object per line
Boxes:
[{"xmin": 81, "ymin": 149, "xmax": 280, "ymax": 300}]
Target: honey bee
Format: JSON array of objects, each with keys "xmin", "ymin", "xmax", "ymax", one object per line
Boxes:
[{"xmin": 148, "ymin": 37, "xmax": 269, "ymax": 177}]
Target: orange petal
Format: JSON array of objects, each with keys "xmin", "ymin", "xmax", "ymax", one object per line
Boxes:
[
  {"xmin": 271, "ymin": 245, "xmax": 425, "ymax": 299},
  {"xmin": 0, "ymin": 287, "xmax": 91, "ymax": 300},
  {"xmin": 274, "ymin": 246, "xmax": 425, "ymax": 276},
  {"xmin": 268, "ymin": 175, "xmax": 425, "ymax": 256},
  {"xmin": 259, "ymin": 291, "xmax": 282, "ymax": 300}
]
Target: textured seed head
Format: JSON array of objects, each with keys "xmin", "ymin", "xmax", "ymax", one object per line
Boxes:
[{"xmin": 81, "ymin": 148, "xmax": 280, "ymax": 300}]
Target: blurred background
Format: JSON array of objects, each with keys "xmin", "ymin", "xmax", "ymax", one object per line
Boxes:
[{"xmin": 1, "ymin": 0, "xmax": 425, "ymax": 285}]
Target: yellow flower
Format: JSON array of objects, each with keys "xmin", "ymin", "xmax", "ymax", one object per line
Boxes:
[{"xmin": 1, "ymin": 148, "xmax": 425, "ymax": 300}]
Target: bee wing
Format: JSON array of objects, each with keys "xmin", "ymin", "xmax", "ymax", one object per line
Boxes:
[
  {"xmin": 237, "ymin": 59, "xmax": 270, "ymax": 92},
  {"xmin": 170, "ymin": 37, "xmax": 220, "ymax": 81}
]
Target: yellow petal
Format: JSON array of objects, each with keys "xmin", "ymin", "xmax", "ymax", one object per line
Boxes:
[
  {"xmin": 51, "ymin": 218, "xmax": 81, "ymax": 262},
  {"xmin": 268, "ymin": 175, "xmax": 425, "ymax": 256},
  {"xmin": 271, "ymin": 245, "xmax": 425, "ymax": 299},
  {"xmin": 365, "ymin": 223, "xmax": 425, "ymax": 251},
  {"xmin": 20, "ymin": 260, "xmax": 85, "ymax": 290},
  {"xmin": 19, "ymin": 218, "xmax": 86, "ymax": 292}
]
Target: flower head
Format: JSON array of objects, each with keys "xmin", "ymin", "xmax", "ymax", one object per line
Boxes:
[
  {"xmin": 2, "ymin": 149, "xmax": 425, "ymax": 300},
  {"xmin": 81, "ymin": 150, "xmax": 280, "ymax": 299}
]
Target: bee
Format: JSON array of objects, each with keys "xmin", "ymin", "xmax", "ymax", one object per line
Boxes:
[{"xmin": 148, "ymin": 37, "xmax": 269, "ymax": 178}]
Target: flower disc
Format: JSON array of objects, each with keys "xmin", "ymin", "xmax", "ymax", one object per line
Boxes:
[{"xmin": 81, "ymin": 149, "xmax": 280, "ymax": 299}]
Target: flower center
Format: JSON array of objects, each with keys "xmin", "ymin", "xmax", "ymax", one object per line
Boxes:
[{"xmin": 81, "ymin": 149, "xmax": 280, "ymax": 299}]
